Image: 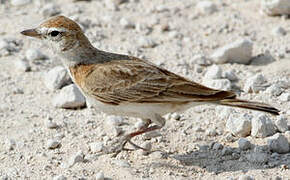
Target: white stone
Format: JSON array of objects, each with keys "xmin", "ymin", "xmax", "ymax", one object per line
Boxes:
[
  {"xmin": 251, "ymin": 114, "xmax": 276, "ymax": 138},
  {"xmin": 14, "ymin": 59, "xmax": 30, "ymax": 72},
  {"xmin": 279, "ymin": 93, "xmax": 290, "ymax": 102},
  {"xmin": 41, "ymin": 3, "xmax": 61, "ymax": 18},
  {"xmin": 211, "ymin": 39, "xmax": 253, "ymax": 64},
  {"xmin": 47, "ymin": 139, "xmax": 61, "ymax": 149},
  {"xmin": 265, "ymin": 84, "xmax": 283, "ymax": 96},
  {"xmin": 52, "ymin": 84, "xmax": 86, "ymax": 109},
  {"xmin": 105, "ymin": 115, "xmax": 124, "ymax": 126},
  {"xmin": 95, "ymin": 172, "xmax": 105, "ymax": 180},
  {"xmin": 119, "ymin": 18, "xmax": 135, "ymax": 29},
  {"xmin": 138, "ymin": 37, "xmax": 156, "ymax": 48},
  {"xmin": 223, "ymin": 70, "xmax": 238, "ymax": 81},
  {"xmin": 53, "ymin": 175, "xmax": 67, "ymax": 180},
  {"xmin": 204, "ymin": 65, "xmax": 222, "ymax": 79},
  {"xmin": 238, "ymin": 138, "xmax": 251, "ymax": 150},
  {"xmin": 203, "ymin": 79, "xmax": 231, "ymax": 91},
  {"xmin": 45, "ymin": 121, "xmax": 58, "ymax": 129},
  {"xmin": 6, "ymin": 139, "xmax": 16, "ymax": 151},
  {"xmin": 261, "ymin": 0, "xmax": 290, "ymax": 16},
  {"xmin": 69, "ymin": 151, "xmax": 84, "ymax": 167},
  {"xmin": 44, "ymin": 66, "xmax": 71, "ymax": 91},
  {"xmin": 0, "ymin": 39, "xmax": 9, "ymax": 50},
  {"xmin": 11, "ymin": 0, "xmax": 31, "ymax": 6},
  {"xmin": 243, "ymin": 74, "xmax": 267, "ymax": 93},
  {"xmin": 275, "ymin": 115, "xmax": 289, "ymax": 133},
  {"xmin": 212, "ymin": 143, "xmax": 223, "ymax": 150},
  {"xmin": 226, "ymin": 113, "xmax": 252, "ymax": 137},
  {"xmin": 272, "ymin": 27, "xmax": 287, "ymax": 36},
  {"xmin": 267, "ymin": 133, "xmax": 289, "ymax": 153},
  {"xmin": 238, "ymin": 175, "xmax": 254, "ymax": 180},
  {"xmin": 25, "ymin": 48, "xmax": 46, "ymax": 61},
  {"xmin": 113, "ymin": 160, "xmax": 130, "ymax": 168},
  {"xmin": 196, "ymin": 1, "xmax": 217, "ymax": 15},
  {"xmin": 89, "ymin": 142, "xmax": 104, "ymax": 153},
  {"xmin": 190, "ymin": 54, "xmax": 212, "ymax": 66}
]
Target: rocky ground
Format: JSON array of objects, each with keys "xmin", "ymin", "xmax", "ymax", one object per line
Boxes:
[{"xmin": 0, "ymin": 0, "xmax": 290, "ymax": 179}]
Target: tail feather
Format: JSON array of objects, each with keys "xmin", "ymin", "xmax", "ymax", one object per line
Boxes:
[{"xmin": 219, "ymin": 98, "xmax": 280, "ymax": 115}]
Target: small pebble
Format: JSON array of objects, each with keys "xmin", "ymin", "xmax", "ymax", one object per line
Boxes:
[
  {"xmin": 47, "ymin": 139, "xmax": 61, "ymax": 149},
  {"xmin": 95, "ymin": 172, "xmax": 105, "ymax": 180},
  {"xmin": 238, "ymin": 138, "xmax": 251, "ymax": 150},
  {"xmin": 113, "ymin": 160, "xmax": 130, "ymax": 168},
  {"xmin": 53, "ymin": 175, "xmax": 67, "ymax": 180},
  {"xmin": 25, "ymin": 48, "xmax": 46, "ymax": 61},
  {"xmin": 275, "ymin": 115, "xmax": 289, "ymax": 133}
]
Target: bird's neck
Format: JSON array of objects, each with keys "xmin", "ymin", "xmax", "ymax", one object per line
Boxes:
[{"xmin": 58, "ymin": 35, "xmax": 131, "ymax": 68}]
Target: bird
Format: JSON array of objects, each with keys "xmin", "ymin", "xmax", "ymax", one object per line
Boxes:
[{"xmin": 21, "ymin": 15, "xmax": 279, "ymax": 154}]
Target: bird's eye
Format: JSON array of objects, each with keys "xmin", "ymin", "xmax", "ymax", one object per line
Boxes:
[{"xmin": 50, "ymin": 31, "xmax": 60, "ymax": 37}]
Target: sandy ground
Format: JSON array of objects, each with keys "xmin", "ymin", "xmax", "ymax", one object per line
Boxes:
[{"xmin": 0, "ymin": 0, "xmax": 290, "ymax": 179}]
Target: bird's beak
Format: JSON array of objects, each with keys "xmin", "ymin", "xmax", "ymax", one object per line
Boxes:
[{"xmin": 21, "ymin": 29, "xmax": 41, "ymax": 39}]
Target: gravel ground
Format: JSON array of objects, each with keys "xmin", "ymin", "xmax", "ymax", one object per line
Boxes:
[{"xmin": 0, "ymin": 0, "xmax": 290, "ymax": 179}]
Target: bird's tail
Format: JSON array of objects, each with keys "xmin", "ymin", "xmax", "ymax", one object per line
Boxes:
[{"xmin": 219, "ymin": 98, "xmax": 280, "ymax": 115}]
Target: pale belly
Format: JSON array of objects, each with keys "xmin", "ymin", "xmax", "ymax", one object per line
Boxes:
[{"xmin": 86, "ymin": 95, "xmax": 203, "ymax": 120}]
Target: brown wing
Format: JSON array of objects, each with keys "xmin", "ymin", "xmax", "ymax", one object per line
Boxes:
[{"xmin": 78, "ymin": 58, "xmax": 236, "ymax": 105}]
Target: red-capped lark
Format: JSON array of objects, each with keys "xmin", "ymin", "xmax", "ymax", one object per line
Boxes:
[{"xmin": 21, "ymin": 15, "xmax": 279, "ymax": 155}]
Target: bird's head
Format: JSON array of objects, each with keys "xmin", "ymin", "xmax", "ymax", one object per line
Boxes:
[{"xmin": 21, "ymin": 15, "xmax": 92, "ymax": 55}]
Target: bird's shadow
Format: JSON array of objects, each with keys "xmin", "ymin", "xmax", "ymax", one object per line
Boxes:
[
  {"xmin": 145, "ymin": 142, "xmax": 290, "ymax": 174},
  {"xmin": 249, "ymin": 53, "xmax": 276, "ymax": 66}
]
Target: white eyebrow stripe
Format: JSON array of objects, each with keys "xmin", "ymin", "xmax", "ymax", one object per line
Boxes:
[{"xmin": 38, "ymin": 27, "xmax": 67, "ymax": 34}]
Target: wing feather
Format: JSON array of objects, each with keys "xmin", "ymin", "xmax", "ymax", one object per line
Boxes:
[{"xmin": 81, "ymin": 58, "xmax": 235, "ymax": 105}]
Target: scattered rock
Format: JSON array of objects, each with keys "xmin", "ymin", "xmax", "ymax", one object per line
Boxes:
[
  {"xmin": 52, "ymin": 84, "xmax": 86, "ymax": 109},
  {"xmin": 119, "ymin": 18, "xmax": 135, "ymax": 29},
  {"xmin": 265, "ymin": 84, "xmax": 283, "ymax": 96},
  {"xmin": 206, "ymin": 128, "xmax": 218, "ymax": 136},
  {"xmin": 137, "ymin": 36, "xmax": 156, "ymax": 48},
  {"xmin": 171, "ymin": 112, "xmax": 181, "ymax": 121},
  {"xmin": 238, "ymin": 138, "xmax": 251, "ymax": 150},
  {"xmin": 190, "ymin": 54, "xmax": 212, "ymax": 66},
  {"xmin": 223, "ymin": 70, "xmax": 238, "ymax": 81},
  {"xmin": 267, "ymin": 133, "xmax": 289, "ymax": 153},
  {"xmin": 204, "ymin": 65, "xmax": 222, "ymax": 79},
  {"xmin": 150, "ymin": 151, "xmax": 164, "ymax": 159},
  {"xmin": 245, "ymin": 152, "xmax": 269, "ymax": 164},
  {"xmin": 45, "ymin": 120, "xmax": 58, "ymax": 129},
  {"xmin": 196, "ymin": 1, "xmax": 217, "ymax": 15},
  {"xmin": 275, "ymin": 115, "xmax": 288, "ymax": 133},
  {"xmin": 68, "ymin": 151, "xmax": 85, "ymax": 167},
  {"xmin": 203, "ymin": 78, "xmax": 232, "ymax": 91},
  {"xmin": 113, "ymin": 160, "xmax": 130, "ymax": 168},
  {"xmin": 6, "ymin": 139, "xmax": 16, "ymax": 151},
  {"xmin": 139, "ymin": 142, "xmax": 152, "ymax": 155},
  {"xmin": 14, "ymin": 59, "xmax": 31, "ymax": 72},
  {"xmin": 211, "ymin": 39, "xmax": 253, "ymax": 64},
  {"xmin": 95, "ymin": 172, "xmax": 105, "ymax": 180},
  {"xmin": 212, "ymin": 143, "xmax": 223, "ymax": 150},
  {"xmin": 41, "ymin": 3, "xmax": 61, "ymax": 18},
  {"xmin": 261, "ymin": 0, "xmax": 290, "ymax": 16},
  {"xmin": 53, "ymin": 175, "xmax": 67, "ymax": 180},
  {"xmin": 11, "ymin": 0, "xmax": 30, "ymax": 6},
  {"xmin": 243, "ymin": 74, "xmax": 267, "ymax": 93},
  {"xmin": 279, "ymin": 92, "xmax": 290, "ymax": 102},
  {"xmin": 238, "ymin": 175, "xmax": 254, "ymax": 180},
  {"xmin": 221, "ymin": 147, "xmax": 233, "ymax": 156},
  {"xmin": 251, "ymin": 114, "xmax": 276, "ymax": 138},
  {"xmin": 47, "ymin": 139, "xmax": 61, "ymax": 149},
  {"xmin": 89, "ymin": 142, "xmax": 104, "ymax": 153},
  {"xmin": 25, "ymin": 48, "xmax": 46, "ymax": 61},
  {"xmin": 272, "ymin": 27, "xmax": 287, "ymax": 36},
  {"xmin": 44, "ymin": 66, "xmax": 72, "ymax": 91},
  {"xmin": 105, "ymin": 115, "xmax": 124, "ymax": 126},
  {"xmin": 226, "ymin": 113, "xmax": 252, "ymax": 137}
]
